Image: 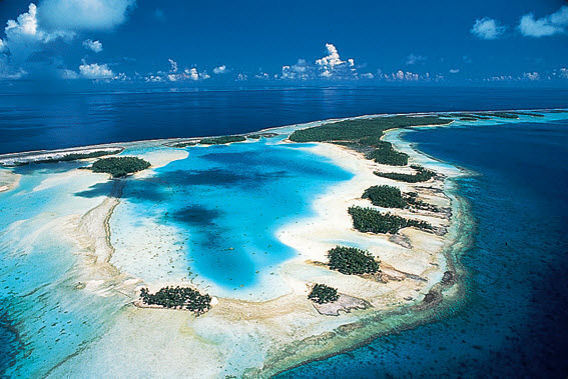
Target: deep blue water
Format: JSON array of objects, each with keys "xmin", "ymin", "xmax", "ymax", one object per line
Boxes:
[
  {"xmin": 75, "ymin": 139, "xmax": 352, "ymax": 297},
  {"xmin": 282, "ymin": 120, "xmax": 568, "ymax": 377},
  {"xmin": 1, "ymin": 86, "xmax": 568, "ymax": 154}
]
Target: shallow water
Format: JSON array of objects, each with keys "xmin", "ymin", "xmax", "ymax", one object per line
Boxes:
[
  {"xmin": 105, "ymin": 139, "xmax": 352, "ymax": 299},
  {"xmin": 0, "ymin": 137, "xmax": 353, "ymax": 374},
  {"xmin": 281, "ymin": 119, "xmax": 568, "ymax": 377}
]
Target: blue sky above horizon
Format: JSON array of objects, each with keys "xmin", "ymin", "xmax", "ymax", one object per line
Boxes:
[{"xmin": 0, "ymin": 0, "xmax": 567, "ymax": 90}]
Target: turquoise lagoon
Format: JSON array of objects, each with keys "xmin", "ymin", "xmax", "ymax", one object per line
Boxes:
[{"xmin": 0, "ymin": 135, "xmax": 352, "ymax": 375}]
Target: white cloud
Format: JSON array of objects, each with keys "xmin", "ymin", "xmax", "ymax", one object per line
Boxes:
[
  {"xmin": 168, "ymin": 58, "xmax": 178, "ymax": 72},
  {"xmin": 38, "ymin": 0, "xmax": 136, "ymax": 31},
  {"xmin": 60, "ymin": 68, "xmax": 79, "ymax": 79},
  {"xmin": 236, "ymin": 73, "xmax": 248, "ymax": 81},
  {"xmin": 82, "ymin": 39, "xmax": 102, "ymax": 53},
  {"xmin": 79, "ymin": 62, "xmax": 113, "ymax": 79},
  {"xmin": 316, "ymin": 43, "xmax": 344, "ymax": 68},
  {"xmin": 360, "ymin": 72, "xmax": 374, "ymax": 79},
  {"xmin": 405, "ymin": 54, "xmax": 426, "ymax": 65},
  {"xmin": 449, "ymin": 68, "xmax": 460, "ymax": 74},
  {"xmin": 522, "ymin": 72, "xmax": 540, "ymax": 81},
  {"xmin": 0, "ymin": 57, "xmax": 26, "ymax": 80},
  {"xmin": 280, "ymin": 43, "xmax": 358, "ymax": 80},
  {"xmin": 314, "ymin": 43, "xmax": 357, "ymax": 78},
  {"xmin": 518, "ymin": 6, "xmax": 568, "ymax": 37},
  {"xmin": 213, "ymin": 65, "xmax": 228, "ymax": 74},
  {"xmin": 3, "ymin": 3, "xmax": 72, "ymax": 60},
  {"xmin": 255, "ymin": 72, "xmax": 270, "ymax": 79},
  {"xmin": 281, "ymin": 59, "xmax": 312, "ymax": 80},
  {"xmin": 471, "ymin": 17, "xmax": 506, "ymax": 39},
  {"xmin": 376, "ymin": 69, "xmax": 438, "ymax": 82},
  {"xmin": 0, "ymin": 1, "xmax": 133, "ymax": 79}
]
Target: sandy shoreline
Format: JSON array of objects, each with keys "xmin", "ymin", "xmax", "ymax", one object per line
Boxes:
[
  {"xmin": 0, "ymin": 107, "xmax": 563, "ymax": 161},
  {"xmin": 49, "ymin": 123, "xmax": 468, "ymax": 377},
  {"xmin": 7, "ymin": 109, "xmax": 561, "ymax": 377}
]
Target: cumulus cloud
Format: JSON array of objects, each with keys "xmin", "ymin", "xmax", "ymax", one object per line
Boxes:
[
  {"xmin": 168, "ymin": 58, "xmax": 178, "ymax": 72},
  {"xmin": 255, "ymin": 72, "xmax": 270, "ymax": 79},
  {"xmin": 449, "ymin": 68, "xmax": 460, "ymax": 74},
  {"xmin": 236, "ymin": 73, "xmax": 248, "ymax": 81},
  {"xmin": 0, "ymin": 1, "xmax": 134, "ymax": 79},
  {"xmin": 471, "ymin": 17, "xmax": 506, "ymax": 39},
  {"xmin": 315, "ymin": 43, "xmax": 357, "ymax": 78},
  {"xmin": 38, "ymin": 0, "xmax": 136, "ymax": 32},
  {"xmin": 405, "ymin": 54, "xmax": 426, "ymax": 65},
  {"xmin": 79, "ymin": 61, "xmax": 113, "ymax": 79},
  {"xmin": 3, "ymin": 3, "xmax": 72, "ymax": 61},
  {"xmin": 213, "ymin": 65, "xmax": 228, "ymax": 74},
  {"xmin": 162, "ymin": 63, "xmax": 209, "ymax": 82},
  {"xmin": 375, "ymin": 69, "xmax": 439, "ymax": 82},
  {"xmin": 279, "ymin": 43, "xmax": 359, "ymax": 80},
  {"xmin": 0, "ymin": 57, "xmax": 26, "ymax": 79},
  {"xmin": 60, "ymin": 68, "xmax": 79, "ymax": 79},
  {"xmin": 281, "ymin": 59, "xmax": 312, "ymax": 80},
  {"xmin": 522, "ymin": 72, "xmax": 540, "ymax": 81},
  {"xmin": 518, "ymin": 6, "xmax": 568, "ymax": 37},
  {"xmin": 82, "ymin": 39, "xmax": 102, "ymax": 53}
]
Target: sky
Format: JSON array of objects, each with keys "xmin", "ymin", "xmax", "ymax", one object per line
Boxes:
[{"xmin": 0, "ymin": 0, "xmax": 567, "ymax": 90}]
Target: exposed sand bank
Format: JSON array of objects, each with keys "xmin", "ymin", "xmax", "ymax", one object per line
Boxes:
[
  {"xmin": 43, "ymin": 120, "xmax": 472, "ymax": 378},
  {"xmin": 0, "ymin": 169, "xmax": 20, "ymax": 193}
]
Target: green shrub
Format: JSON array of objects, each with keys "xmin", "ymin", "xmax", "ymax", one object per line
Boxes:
[
  {"xmin": 362, "ymin": 185, "xmax": 406, "ymax": 208},
  {"xmin": 327, "ymin": 246, "xmax": 379, "ymax": 275},
  {"xmin": 308, "ymin": 284, "xmax": 339, "ymax": 304},
  {"xmin": 365, "ymin": 142, "xmax": 409, "ymax": 166},
  {"xmin": 9, "ymin": 149, "xmax": 122, "ymax": 167},
  {"xmin": 199, "ymin": 135, "xmax": 246, "ymax": 145},
  {"xmin": 289, "ymin": 116, "xmax": 449, "ymax": 142},
  {"xmin": 374, "ymin": 165, "xmax": 435, "ymax": 183},
  {"xmin": 140, "ymin": 286, "xmax": 211, "ymax": 315},
  {"xmin": 348, "ymin": 206, "xmax": 432, "ymax": 234},
  {"xmin": 172, "ymin": 141, "xmax": 198, "ymax": 148},
  {"xmin": 91, "ymin": 156, "xmax": 150, "ymax": 178}
]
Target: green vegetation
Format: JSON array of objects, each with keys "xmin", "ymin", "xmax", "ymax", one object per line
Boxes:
[
  {"xmin": 140, "ymin": 286, "xmax": 211, "ymax": 315},
  {"xmin": 172, "ymin": 141, "xmax": 198, "ymax": 148},
  {"xmin": 508, "ymin": 111, "xmax": 544, "ymax": 117},
  {"xmin": 479, "ymin": 112, "xmax": 519, "ymax": 119},
  {"xmin": 91, "ymin": 156, "xmax": 151, "ymax": 178},
  {"xmin": 8, "ymin": 149, "xmax": 122, "ymax": 167},
  {"xmin": 327, "ymin": 246, "xmax": 379, "ymax": 275},
  {"xmin": 348, "ymin": 206, "xmax": 432, "ymax": 234},
  {"xmin": 247, "ymin": 132, "xmax": 279, "ymax": 139},
  {"xmin": 374, "ymin": 165, "xmax": 435, "ymax": 183},
  {"xmin": 308, "ymin": 284, "xmax": 339, "ymax": 304},
  {"xmin": 288, "ymin": 115, "xmax": 449, "ymax": 142},
  {"xmin": 199, "ymin": 135, "xmax": 246, "ymax": 145},
  {"xmin": 366, "ymin": 143, "xmax": 409, "ymax": 166},
  {"xmin": 288, "ymin": 116, "xmax": 448, "ymax": 169},
  {"xmin": 446, "ymin": 113, "xmax": 489, "ymax": 120},
  {"xmin": 459, "ymin": 117, "xmax": 479, "ymax": 121},
  {"xmin": 362, "ymin": 185, "xmax": 406, "ymax": 208}
]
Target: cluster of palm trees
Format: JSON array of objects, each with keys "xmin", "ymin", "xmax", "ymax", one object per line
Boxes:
[{"xmin": 140, "ymin": 286, "xmax": 211, "ymax": 315}]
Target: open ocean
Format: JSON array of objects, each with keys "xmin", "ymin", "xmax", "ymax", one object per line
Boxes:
[
  {"xmin": 1, "ymin": 87, "xmax": 568, "ymax": 376},
  {"xmin": 281, "ymin": 119, "xmax": 568, "ymax": 377},
  {"xmin": 1, "ymin": 86, "xmax": 568, "ymax": 154}
]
